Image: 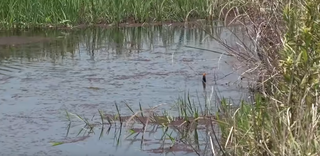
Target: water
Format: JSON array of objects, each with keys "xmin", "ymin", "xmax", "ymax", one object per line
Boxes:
[{"xmin": 0, "ymin": 25, "xmax": 248, "ymax": 156}]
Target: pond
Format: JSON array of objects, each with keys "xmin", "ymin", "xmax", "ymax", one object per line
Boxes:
[{"xmin": 0, "ymin": 23, "xmax": 249, "ymax": 156}]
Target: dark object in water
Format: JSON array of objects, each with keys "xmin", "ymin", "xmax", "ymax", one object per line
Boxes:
[{"xmin": 202, "ymin": 73, "xmax": 206, "ymax": 89}]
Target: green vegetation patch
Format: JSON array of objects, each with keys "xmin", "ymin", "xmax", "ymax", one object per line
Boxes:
[{"xmin": 0, "ymin": 0, "xmax": 221, "ymax": 29}]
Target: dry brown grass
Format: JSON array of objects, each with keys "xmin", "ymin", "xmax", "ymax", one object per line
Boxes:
[{"xmin": 209, "ymin": 0, "xmax": 320, "ymax": 155}]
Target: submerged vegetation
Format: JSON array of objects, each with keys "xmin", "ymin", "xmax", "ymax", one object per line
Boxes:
[{"xmin": 54, "ymin": 96, "xmax": 221, "ymax": 155}]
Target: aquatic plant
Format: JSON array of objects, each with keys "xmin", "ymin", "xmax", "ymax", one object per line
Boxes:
[{"xmin": 52, "ymin": 91, "xmax": 223, "ymax": 156}]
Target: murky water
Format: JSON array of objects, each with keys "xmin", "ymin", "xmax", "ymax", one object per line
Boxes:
[{"xmin": 0, "ymin": 24, "xmax": 248, "ymax": 156}]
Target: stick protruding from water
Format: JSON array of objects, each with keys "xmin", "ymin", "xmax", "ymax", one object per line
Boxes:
[{"xmin": 202, "ymin": 73, "xmax": 206, "ymax": 90}]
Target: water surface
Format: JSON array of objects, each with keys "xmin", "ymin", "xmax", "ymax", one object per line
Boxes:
[{"xmin": 0, "ymin": 25, "xmax": 248, "ymax": 156}]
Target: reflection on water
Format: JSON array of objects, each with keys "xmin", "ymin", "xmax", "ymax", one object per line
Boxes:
[{"xmin": 0, "ymin": 24, "xmax": 248, "ymax": 156}]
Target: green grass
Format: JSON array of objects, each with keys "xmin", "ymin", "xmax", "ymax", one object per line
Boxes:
[{"xmin": 0, "ymin": 0, "xmax": 226, "ymax": 29}]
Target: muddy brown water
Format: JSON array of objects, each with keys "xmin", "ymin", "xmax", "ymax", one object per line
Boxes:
[{"xmin": 0, "ymin": 25, "xmax": 249, "ymax": 156}]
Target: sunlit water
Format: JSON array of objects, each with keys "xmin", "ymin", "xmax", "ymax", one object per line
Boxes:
[{"xmin": 0, "ymin": 25, "xmax": 249, "ymax": 156}]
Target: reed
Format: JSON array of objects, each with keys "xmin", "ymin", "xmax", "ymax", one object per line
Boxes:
[{"xmin": 0, "ymin": 0, "xmax": 225, "ymax": 29}]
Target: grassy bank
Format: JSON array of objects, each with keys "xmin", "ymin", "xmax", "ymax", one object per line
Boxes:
[
  {"xmin": 0, "ymin": 0, "xmax": 227, "ymax": 29},
  {"xmin": 214, "ymin": 0, "xmax": 320, "ymax": 155}
]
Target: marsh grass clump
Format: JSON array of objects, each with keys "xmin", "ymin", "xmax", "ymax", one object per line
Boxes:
[
  {"xmin": 214, "ymin": 0, "xmax": 320, "ymax": 155},
  {"xmin": 54, "ymin": 92, "xmax": 225, "ymax": 156}
]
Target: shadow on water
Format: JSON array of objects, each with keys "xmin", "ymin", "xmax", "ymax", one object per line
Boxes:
[{"xmin": 0, "ymin": 23, "xmax": 249, "ymax": 156}]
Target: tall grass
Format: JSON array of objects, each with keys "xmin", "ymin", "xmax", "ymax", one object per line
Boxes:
[
  {"xmin": 0, "ymin": 0, "xmax": 224, "ymax": 29},
  {"xmin": 214, "ymin": 0, "xmax": 320, "ymax": 155}
]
